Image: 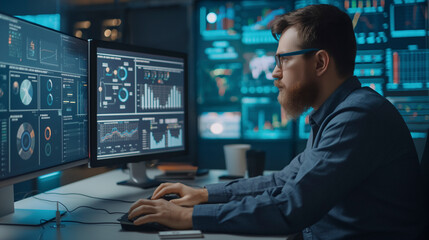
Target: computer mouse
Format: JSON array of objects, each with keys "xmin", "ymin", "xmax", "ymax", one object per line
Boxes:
[
  {"xmin": 118, "ymin": 212, "xmax": 170, "ymax": 232},
  {"xmin": 118, "ymin": 195, "xmax": 180, "ymax": 231},
  {"xmin": 147, "ymin": 193, "xmax": 181, "ymax": 201},
  {"xmin": 161, "ymin": 193, "xmax": 181, "ymax": 201}
]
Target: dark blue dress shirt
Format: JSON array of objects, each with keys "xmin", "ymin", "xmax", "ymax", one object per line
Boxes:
[{"xmin": 192, "ymin": 76, "xmax": 427, "ymax": 239}]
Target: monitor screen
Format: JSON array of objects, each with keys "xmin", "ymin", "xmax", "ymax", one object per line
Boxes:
[
  {"xmin": 0, "ymin": 13, "xmax": 88, "ymax": 183},
  {"xmin": 196, "ymin": 1, "xmax": 295, "ymax": 141},
  {"xmin": 89, "ymin": 41, "xmax": 187, "ymax": 167}
]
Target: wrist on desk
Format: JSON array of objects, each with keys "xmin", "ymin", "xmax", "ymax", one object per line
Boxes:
[{"xmin": 181, "ymin": 206, "xmax": 194, "ymax": 229}]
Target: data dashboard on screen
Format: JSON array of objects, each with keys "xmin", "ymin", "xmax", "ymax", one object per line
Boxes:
[
  {"xmin": 197, "ymin": 0, "xmax": 293, "ymax": 140},
  {"xmin": 197, "ymin": 0, "xmax": 428, "ymax": 141},
  {"xmin": 295, "ymin": 0, "xmax": 429, "ymax": 139},
  {"xmin": 94, "ymin": 47, "xmax": 186, "ymax": 161},
  {"xmin": 0, "ymin": 13, "xmax": 88, "ymax": 180}
]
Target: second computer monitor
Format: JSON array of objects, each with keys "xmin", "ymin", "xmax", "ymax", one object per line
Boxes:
[
  {"xmin": 0, "ymin": 12, "xmax": 88, "ymax": 225},
  {"xmin": 89, "ymin": 40, "xmax": 187, "ymax": 175}
]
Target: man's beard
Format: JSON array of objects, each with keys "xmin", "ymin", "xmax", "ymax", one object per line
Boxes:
[{"xmin": 275, "ymin": 77, "xmax": 319, "ymax": 120}]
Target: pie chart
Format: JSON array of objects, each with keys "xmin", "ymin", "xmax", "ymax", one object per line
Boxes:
[
  {"xmin": 20, "ymin": 79, "xmax": 33, "ymax": 106},
  {"xmin": 47, "ymin": 79, "xmax": 53, "ymax": 91},
  {"xmin": 47, "ymin": 93, "xmax": 53, "ymax": 106},
  {"xmin": 118, "ymin": 88, "xmax": 129, "ymax": 103},
  {"xmin": 45, "ymin": 143, "xmax": 52, "ymax": 157},
  {"xmin": 16, "ymin": 122, "xmax": 35, "ymax": 160},
  {"xmin": 118, "ymin": 66, "xmax": 128, "ymax": 81}
]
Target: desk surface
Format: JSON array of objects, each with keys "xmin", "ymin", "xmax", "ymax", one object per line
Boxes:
[{"xmin": 1, "ymin": 169, "xmax": 288, "ymax": 240}]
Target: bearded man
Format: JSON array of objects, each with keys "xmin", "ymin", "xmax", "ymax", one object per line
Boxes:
[{"xmin": 127, "ymin": 4, "xmax": 427, "ymax": 239}]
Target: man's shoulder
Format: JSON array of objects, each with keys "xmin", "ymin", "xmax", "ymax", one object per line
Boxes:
[
  {"xmin": 328, "ymin": 86, "xmax": 406, "ymax": 132},
  {"xmin": 337, "ymin": 87, "xmax": 390, "ymax": 113},
  {"xmin": 321, "ymin": 86, "xmax": 402, "ymax": 130}
]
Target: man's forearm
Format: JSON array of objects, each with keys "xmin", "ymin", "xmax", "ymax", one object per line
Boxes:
[{"xmin": 205, "ymin": 158, "xmax": 302, "ymax": 203}]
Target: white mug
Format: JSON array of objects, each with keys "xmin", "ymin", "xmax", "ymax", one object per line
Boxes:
[{"xmin": 223, "ymin": 144, "xmax": 251, "ymax": 176}]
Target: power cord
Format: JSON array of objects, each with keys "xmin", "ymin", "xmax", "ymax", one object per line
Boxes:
[
  {"xmin": 43, "ymin": 192, "xmax": 135, "ymax": 203},
  {"xmin": 18, "ymin": 190, "xmax": 136, "ymax": 203},
  {"xmin": 34, "ymin": 197, "xmax": 125, "ymax": 229},
  {"xmin": 16, "ymin": 190, "xmax": 147, "ymax": 228},
  {"xmin": 32, "ymin": 196, "xmax": 127, "ymax": 215},
  {"xmin": 39, "ymin": 218, "xmax": 121, "ymax": 228},
  {"xmin": 19, "ymin": 190, "xmax": 135, "ymax": 228}
]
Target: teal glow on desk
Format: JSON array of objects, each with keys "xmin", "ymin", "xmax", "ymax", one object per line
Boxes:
[{"xmin": 0, "ymin": 169, "xmax": 290, "ymax": 240}]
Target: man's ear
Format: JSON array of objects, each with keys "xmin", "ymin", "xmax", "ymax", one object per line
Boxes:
[{"xmin": 314, "ymin": 50, "xmax": 329, "ymax": 77}]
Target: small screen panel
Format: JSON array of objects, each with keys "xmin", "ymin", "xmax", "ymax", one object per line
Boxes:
[
  {"xmin": 199, "ymin": 112, "xmax": 241, "ymax": 139},
  {"xmin": 95, "ymin": 46, "xmax": 186, "ymax": 161},
  {"xmin": 0, "ymin": 13, "xmax": 88, "ymax": 180}
]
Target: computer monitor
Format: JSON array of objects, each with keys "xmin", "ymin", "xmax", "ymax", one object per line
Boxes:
[
  {"xmin": 88, "ymin": 40, "xmax": 188, "ymax": 188},
  {"xmin": 0, "ymin": 13, "xmax": 88, "ymax": 225}
]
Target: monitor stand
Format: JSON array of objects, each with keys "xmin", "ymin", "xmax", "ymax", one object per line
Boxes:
[
  {"xmin": 117, "ymin": 162, "xmax": 163, "ymax": 189},
  {"xmin": 0, "ymin": 185, "xmax": 65, "ymax": 226}
]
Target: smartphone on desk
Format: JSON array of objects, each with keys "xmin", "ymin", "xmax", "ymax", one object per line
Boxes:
[
  {"xmin": 196, "ymin": 168, "xmax": 209, "ymax": 176},
  {"xmin": 218, "ymin": 175, "xmax": 243, "ymax": 180},
  {"xmin": 159, "ymin": 230, "xmax": 203, "ymax": 239}
]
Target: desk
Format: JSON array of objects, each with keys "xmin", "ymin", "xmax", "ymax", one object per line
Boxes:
[{"xmin": 0, "ymin": 169, "xmax": 289, "ymax": 240}]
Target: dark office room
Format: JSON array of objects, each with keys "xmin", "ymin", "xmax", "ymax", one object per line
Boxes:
[{"xmin": 0, "ymin": 0, "xmax": 428, "ymax": 239}]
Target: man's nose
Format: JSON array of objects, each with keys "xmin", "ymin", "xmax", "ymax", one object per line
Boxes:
[{"xmin": 272, "ymin": 65, "xmax": 282, "ymax": 80}]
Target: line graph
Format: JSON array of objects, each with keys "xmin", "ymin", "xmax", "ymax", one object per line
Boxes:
[
  {"xmin": 40, "ymin": 40, "xmax": 58, "ymax": 66},
  {"xmin": 391, "ymin": 3, "xmax": 428, "ymax": 37},
  {"xmin": 99, "ymin": 121, "xmax": 138, "ymax": 143}
]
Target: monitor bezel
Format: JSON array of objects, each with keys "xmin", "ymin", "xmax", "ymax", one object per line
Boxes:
[
  {"xmin": 0, "ymin": 11, "xmax": 89, "ymax": 188},
  {"xmin": 88, "ymin": 40, "xmax": 189, "ymax": 168}
]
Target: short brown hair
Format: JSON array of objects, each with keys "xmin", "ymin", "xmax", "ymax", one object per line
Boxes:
[{"xmin": 271, "ymin": 4, "xmax": 357, "ymax": 78}]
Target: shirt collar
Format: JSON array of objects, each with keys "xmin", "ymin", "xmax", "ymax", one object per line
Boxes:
[{"xmin": 309, "ymin": 76, "xmax": 361, "ymax": 127}]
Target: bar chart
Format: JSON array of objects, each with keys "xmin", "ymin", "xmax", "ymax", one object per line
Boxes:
[
  {"xmin": 167, "ymin": 129, "xmax": 182, "ymax": 147},
  {"xmin": 150, "ymin": 131, "xmax": 166, "ymax": 149},
  {"xmin": 149, "ymin": 128, "xmax": 183, "ymax": 149},
  {"xmin": 388, "ymin": 49, "xmax": 429, "ymax": 90},
  {"xmin": 139, "ymin": 84, "xmax": 183, "ymax": 110}
]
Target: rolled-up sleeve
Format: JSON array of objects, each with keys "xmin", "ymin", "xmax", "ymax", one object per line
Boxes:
[{"xmin": 193, "ymin": 107, "xmax": 383, "ymax": 234}]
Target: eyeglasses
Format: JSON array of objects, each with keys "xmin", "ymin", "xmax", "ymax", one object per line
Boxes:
[{"xmin": 275, "ymin": 48, "xmax": 320, "ymax": 68}]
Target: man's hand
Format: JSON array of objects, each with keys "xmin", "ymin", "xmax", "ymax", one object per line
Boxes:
[
  {"xmin": 151, "ymin": 183, "xmax": 209, "ymax": 207},
  {"xmin": 128, "ymin": 198, "xmax": 193, "ymax": 229}
]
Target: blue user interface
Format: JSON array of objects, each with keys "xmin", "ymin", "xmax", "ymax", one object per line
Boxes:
[
  {"xmin": 0, "ymin": 13, "xmax": 88, "ymax": 180},
  {"xmin": 196, "ymin": 0, "xmax": 428, "ymax": 140},
  {"xmin": 96, "ymin": 47, "xmax": 186, "ymax": 160}
]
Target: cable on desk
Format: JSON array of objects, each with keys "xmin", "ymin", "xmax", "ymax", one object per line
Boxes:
[
  {"xmin": 43, "ymin": 192, "xmax": 136, "ymax": 203},
  {"xmin": 40, "ymin": 219, "xmax": 120, "ymax": 226},
  {"xmin": 18, "ymin": 190, "xmax": 136, "ymax": 203},
  {"xmin": 33, "ymin": 196, "xmax": 70, "ymax": 212},
  {"xmin": 33, "ymin": 196, "xmax": 127, "ymax": 215},
  {"xmin": 69, "ymin": 206, "xmax": 126, "ymax": 215},
  {"xmin": 61, "ymin": 220, "xmax": 121, "ymax": 225},
  {"xmin": 14, "ymin": 189, "xmax": 41, "ymax": 200}
]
